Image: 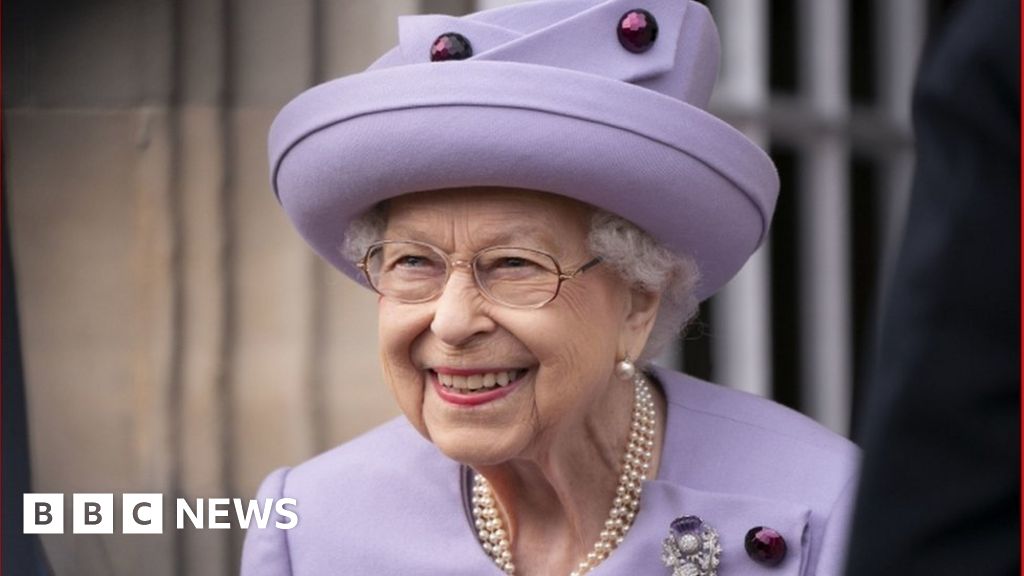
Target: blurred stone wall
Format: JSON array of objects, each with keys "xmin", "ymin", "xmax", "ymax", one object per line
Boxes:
[{"xmin": 3, "ymin": 1, "xmax": 477, "ymax": 573}]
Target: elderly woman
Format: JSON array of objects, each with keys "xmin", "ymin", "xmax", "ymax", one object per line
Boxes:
[{"xmin": 242, "ymin": 1, "xmax": 858, "ymax": 575}]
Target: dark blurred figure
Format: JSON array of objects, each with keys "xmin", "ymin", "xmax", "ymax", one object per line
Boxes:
[
  {"xmin": 845, "ymin": 0, "xmax": 1020, "ymax": 574},
  {"xmin": 3, "ymin": 154, "xmax": 52, "ymax": 574}
]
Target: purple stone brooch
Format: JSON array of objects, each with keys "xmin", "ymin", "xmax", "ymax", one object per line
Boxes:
[
  {"xmin": 617, "ymin": 9, "xmax": 659, "ymax": 53},
  {"xmin": 662, "ymin": 516, "xmax": 721, "ymax": 576},
  {"xmin": 744, "ymin": 526, "xmax": 787, "ymax": 566},
  {"xmin": 430, "ymin": 32, "xmax": 473, "ymax": 61}
]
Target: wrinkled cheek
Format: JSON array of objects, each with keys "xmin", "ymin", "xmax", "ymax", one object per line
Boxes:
[
  {"xmin": 378, "ymin": 304, "xmax": 432, "ymax": 429},
  {"xmin": 380, "ymin": 347, "xmax": 427, "ymax": 426},
  {"xmin": 537, "ymin": 343, "xmax": 615, "ymax": 423},
  {"xmin": 376, "ymin": 323, "xmax": 415, "ymax": 416}
]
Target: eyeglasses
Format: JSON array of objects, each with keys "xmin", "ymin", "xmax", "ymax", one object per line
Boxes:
[{"xmin": 357, "ymin": 240, "xmax": 603, "ymax": 309}]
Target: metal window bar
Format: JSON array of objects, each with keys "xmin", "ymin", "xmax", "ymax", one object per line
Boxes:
[{"xmin": 705, "ymin": 0, "xmax": 773, "ymax": 400}]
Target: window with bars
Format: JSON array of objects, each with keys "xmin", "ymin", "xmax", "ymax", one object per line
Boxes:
[
  {"xmin": 692, "ymin": 0, "xmax": 957, "ymax": 437},
  {"xmin": 462, "ymin": 0, "xmax": 960, "ymax": 437}
]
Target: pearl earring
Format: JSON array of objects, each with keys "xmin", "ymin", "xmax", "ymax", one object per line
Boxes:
[{"xmin": 615, "ymin": 355, "xmax": 637, "ymax": 381}]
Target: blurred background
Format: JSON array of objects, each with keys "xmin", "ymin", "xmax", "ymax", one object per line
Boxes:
[{"xmin": 3, "ymin": 0, "xmax": 962, "ymax": 574}]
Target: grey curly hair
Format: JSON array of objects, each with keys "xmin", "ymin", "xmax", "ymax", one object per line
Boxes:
[{"xmin": 341, "ymin": 204, "xmax": 700, "ymax": 364}]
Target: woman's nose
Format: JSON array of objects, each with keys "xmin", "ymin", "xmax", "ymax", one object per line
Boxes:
[{"xmin": 429, "ymin": 269, "xmax": 496, "ymax": 346}]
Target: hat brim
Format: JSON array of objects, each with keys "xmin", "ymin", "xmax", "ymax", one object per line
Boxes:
[{"xmin": 270, "ymin": 61, "xmax": 778, "ymax": 301}]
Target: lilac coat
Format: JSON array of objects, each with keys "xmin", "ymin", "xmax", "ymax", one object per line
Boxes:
[{"xmin": 241, "ymin": 367, "xmax": 859, "ymax": 575}]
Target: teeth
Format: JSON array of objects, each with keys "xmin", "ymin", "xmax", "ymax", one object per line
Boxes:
[{"xmin": 437, "ymin": 370, "xmax": 521, "ymax": 392}]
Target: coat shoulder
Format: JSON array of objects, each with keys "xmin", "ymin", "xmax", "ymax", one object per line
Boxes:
[
  {"xmin": 657, "ymin": 367, "xmax": 859, "ymax": 455},
  {"xmin": 291, "ymin": 417, "xmax": 438, "ymax": 484},
  {"xmin": 653, "ymin": 366, "xmax": 860, "ymax": 517},
  {"xmin": 244, "ymin": 418, "xmax": 489, "ymax": 575}
]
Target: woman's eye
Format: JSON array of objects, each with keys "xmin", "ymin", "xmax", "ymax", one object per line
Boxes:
[
  {"xmin": 480, "ymin": 254, "xmax": 551, "ymax": 275},
  {"xmin": 396, "ymin": 255, "xmax": 427, "ymax": 267},
  {"xmin": 388, "ymin": 254, "xmax": 443, "ymax": 276},
  {"xmin": 498, "ymin": 257, "xmax": 533, "ymax": 268}
]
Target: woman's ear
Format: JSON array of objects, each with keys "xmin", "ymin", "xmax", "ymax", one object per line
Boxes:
[{"xmin": 620, "ymin": 287, "xmax": 661, "ymax": 357}]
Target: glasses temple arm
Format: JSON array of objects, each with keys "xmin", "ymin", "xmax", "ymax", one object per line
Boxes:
[{"xmin": 562, "ymin": 256, "xmax": 603, "ymax": 279}]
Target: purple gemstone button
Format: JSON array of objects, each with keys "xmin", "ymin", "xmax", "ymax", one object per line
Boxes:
[
  {"xmin": 617, "ymin": 9, "xmax": 659, "ymax": 53},
  {"xmin": 670, "ymin": 515, "xmax": 704, "ymax": 536},
  {"xmin": 744, "ymin": 526, "xmax": 787, "ymax": 566},
  {"xmin": 430, "ymin": 32, "xmax": 472, "ymax": 61}
]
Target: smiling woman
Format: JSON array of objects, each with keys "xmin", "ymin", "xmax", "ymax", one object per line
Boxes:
[
  {"xmin": 377, "ymin": 189, "xmax": 655, "ymax": 470},
  {"xmin": 372, "ymin": 190, "xmax": 669, "ymax": 575},
  {"xmin": 241, "ymin": 1, "xmax": 859, "ymax": 575}
]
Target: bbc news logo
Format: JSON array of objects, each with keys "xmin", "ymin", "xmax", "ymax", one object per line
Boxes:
[{"xmin": 24, "ymin": 494, "xmax": 298, "ymax": 534}]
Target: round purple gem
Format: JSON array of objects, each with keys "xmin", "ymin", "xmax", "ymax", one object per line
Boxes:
[
  {"xmin": 670, "ymin": 515, "xmax": 704, "ymax": 537},
  {"xmin": 430, "ymin": 32, "xmax": 473, "ymax": 62},
  {"xmin": 617, "ymin": 9, "xmax": 659, "ymax": 54},
  {"xmin": 744, "ymin": 526, "xmax": 787, "ymax": 566}
]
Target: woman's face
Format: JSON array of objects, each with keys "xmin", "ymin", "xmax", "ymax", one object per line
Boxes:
[{"xmin": 376, "ymin": 188, "xmax": 653, "ymax": 466}]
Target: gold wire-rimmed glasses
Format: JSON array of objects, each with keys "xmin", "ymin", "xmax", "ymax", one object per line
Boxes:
[{"xmin": 357, "ymin": 240, "xmax": 603, "ymax": 309}]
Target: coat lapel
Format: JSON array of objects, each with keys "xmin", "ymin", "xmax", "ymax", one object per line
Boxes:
[{"xmin": 593, "ymin": 480, "xmax": 810, "ymax": 575}]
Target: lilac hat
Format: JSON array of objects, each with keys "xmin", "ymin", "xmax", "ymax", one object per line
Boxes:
[{"xmin": 269, "ymin": 0, "xmax": 778, "ymax": 301}]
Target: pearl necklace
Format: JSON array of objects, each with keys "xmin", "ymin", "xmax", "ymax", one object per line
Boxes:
[{"xmin": 471, "ymin": 375, "xmax": 657, "ymax": 575}]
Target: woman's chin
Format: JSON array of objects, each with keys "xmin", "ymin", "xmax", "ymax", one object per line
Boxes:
[{"xmin": 430, "ymin": 431, "xmax": 527, "ymax": 467}]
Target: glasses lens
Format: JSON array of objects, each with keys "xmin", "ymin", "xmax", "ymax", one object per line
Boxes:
[
  {"xmin": 475, "ymin": 247, "xmax": 560, "ymax": 307},
  {"xmin": 365, "ymin": 242, "xmax": 447, "ymax": 302}
]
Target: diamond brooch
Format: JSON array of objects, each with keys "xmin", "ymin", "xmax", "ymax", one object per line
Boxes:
[{"xmin": 661, "ymin": 515, "xmax": 721, "ymax": 576}]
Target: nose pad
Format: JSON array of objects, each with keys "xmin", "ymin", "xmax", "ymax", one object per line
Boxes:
[{"xmin": 429, "ymin": 267, "xmax": 496, "ymax": 346}]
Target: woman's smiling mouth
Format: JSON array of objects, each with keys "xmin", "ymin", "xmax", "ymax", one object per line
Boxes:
[{"xmin": 429, "ymin": 367, "xmax": 530, "ymax": 406}]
